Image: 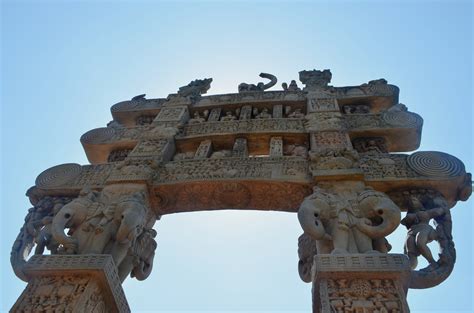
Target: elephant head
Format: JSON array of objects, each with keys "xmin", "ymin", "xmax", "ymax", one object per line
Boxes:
[
  {"xmin": 51, "ymin": 189, "xmax": 98, "ymax": 254},
  {"xmin": 297, "ymin": 191, "xmax": 332, "ymax": 242},
  {"xmin": 131, "ymin": 229, "xmax": 157, "ymax": 281},
  {"xmin": 111, "ymin": 192, "xmax": 148, "ymax": 269},
  {"xmin": 115, "ymin": 193, "xmax": 147, "ymax": 245},
  {"xmin": 355, "ymin": 189, "xmax": 401, "ymax": 239}
]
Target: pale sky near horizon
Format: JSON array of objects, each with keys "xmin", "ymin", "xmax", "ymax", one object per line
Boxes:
[{"xmin": 1, "ymin": 1, "xmax": 473, "ymax": 312}]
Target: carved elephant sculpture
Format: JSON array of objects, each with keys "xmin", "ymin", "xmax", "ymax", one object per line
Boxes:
[
  {"xmin": 51, "ymin": 190, "xmax": 112, "ymax": 255},
  {"xmin": 298, "ymin": 187, "xmax": 401, "ymax": 255},
  {"xmin": 116, "ymin": 229, "xmax": 158, "ymax": 282},
  {"xmin": 109, "ymin": 193, "xmax": 148, "ymax": 272}
]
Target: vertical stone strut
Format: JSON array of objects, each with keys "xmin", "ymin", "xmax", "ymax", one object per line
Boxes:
[{"xmin": 10, "ymin": 70, "xmax": 471, "ymax": 311}]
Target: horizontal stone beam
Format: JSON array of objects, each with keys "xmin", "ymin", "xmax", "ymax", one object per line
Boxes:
[{"xmin": 30, "ymin": 151, "xmax": 471, "ymax": 213}]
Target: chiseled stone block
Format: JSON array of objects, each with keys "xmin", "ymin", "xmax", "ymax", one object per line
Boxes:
[
  {"xmin": 11, "ymin": 255, "xmax": 130, "ymax": 313},
  {"xmin": 312, "ymin": 254, "xmax": 410, "ymax": 313}
]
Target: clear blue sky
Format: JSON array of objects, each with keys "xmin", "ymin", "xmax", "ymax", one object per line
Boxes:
[{"xmin": 1, "ymin": 1, "xmax": 472, "ymax": 312}]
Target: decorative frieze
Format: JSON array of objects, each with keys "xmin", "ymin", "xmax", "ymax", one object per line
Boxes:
[
  {"xmin": 307, "ymin": 98, "xmax": 338, "ymax": 113},
  {"xmin": 156, "ymin": 157, "xmax": 309, "ymax": 183},
  {"xmin": 310, "ymin": 131, "xmax": 352, "ymax": 150},
  {"xmin": 182, "ymin": 119, "xmax": 305, "ymax": 137},
  {"xmin": 154, "ymin": 106, "xmax": 189, "ymax": 123}
]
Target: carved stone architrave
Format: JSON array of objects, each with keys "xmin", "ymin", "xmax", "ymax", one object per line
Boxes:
[
  {"xmin": 195, "ymin": 140, "xmax": 213, "ymax": 159},
  {"xmin": 11, "ymin": 255, "xmax": 130, "ymax": 313},
  {"xmin": 269, "ymin": 137, "xmax": 284, "ymax": 157},
  {"xmin": 312, "ymin": 254, "xmax": 411, "ymax": 313},
  {"xmin": 232, "ymin": 138, "xmax": 248, "ymax": 157}
]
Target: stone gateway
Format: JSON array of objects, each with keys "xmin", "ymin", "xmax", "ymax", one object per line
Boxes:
[{"xmin": 10, "ymin": 69, "xmax": 471, "ymax": 312}]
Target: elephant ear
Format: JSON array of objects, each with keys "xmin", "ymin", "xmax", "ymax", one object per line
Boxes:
[{"xmin": 298, "ymin": 233, "xmax": 317, "ymax": 283}]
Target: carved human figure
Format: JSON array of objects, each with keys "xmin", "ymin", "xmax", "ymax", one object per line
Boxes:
[
  {"xmin": 401, "ymin": 194, "xmax": 450, "ymax": 270},
  {"xmin": 188, "ymin": 111, "xmax": 208, "ymax": 124}
]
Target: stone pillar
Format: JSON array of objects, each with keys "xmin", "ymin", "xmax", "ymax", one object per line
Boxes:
[
  {"xmin": 312, "ymin": 254, "xmax": 410, "ymax": 313},
  {"xmin": 11, "ymin": 255, "xmax": 130, "ymax": 313}
]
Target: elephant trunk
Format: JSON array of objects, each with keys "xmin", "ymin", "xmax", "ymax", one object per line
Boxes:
[
  {"xmin": 297, "ymin": 198, "xmax": 332, "ymax": 241},
  {"xmin": 356, "ymin": 195, "xmax": 401, "ymax": 239},
  {"xmin": 51, "ymin": 213, "xmax": 77, "ymax": 249},
  {"xmin": 116, "ymin": 211, "xmax": 142, "ymax": 244},
  {"xmin": 132, "ymin": 255, "xmax": 154, "ymax": 281}
]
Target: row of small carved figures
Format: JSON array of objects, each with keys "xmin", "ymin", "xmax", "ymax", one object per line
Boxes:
[
  {"xmin": 106, "ymin": 136, "xmax": 388, "ymax": 163},
  {"xmin": 135, "ymin": 103, "xmax": 373, "ymax": 126}
]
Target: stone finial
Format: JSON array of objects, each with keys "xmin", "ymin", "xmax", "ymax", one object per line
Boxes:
[
  {"xmin": 298, "ymin": 69, "xmax": 332, "ymax": 91},
  {"xmin": 238, "ymin": 73, "xmax": 277, "ymax": 92},
  {"xmin": 131, "ymin": 94, "xmax": 146, "ymax": 101},
  {"xmin": 177, "ymin": 78, "xmax": 213, "ymax": 97}
]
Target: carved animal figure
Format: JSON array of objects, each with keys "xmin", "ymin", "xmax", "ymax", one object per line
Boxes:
[
  {"xmin": 178, "ymin": 78, "xmax": 212, "ymax": 97},
  {"xmin": 116, "ymin": 229, "xmax": 157, "ymax": 282},
  {"xmin": 51, "ymin": 189, "xmax": 110, "ymax": 255},
  {"xmin": 110, "ymin": 193, "xmax": 148, "ymax": 272},
  {"xmin": 238, "ymin": 73, "xmax": 277, "ymax": 93},
  {"xmin": 298, "ymin": 187, "xmax": 401, "ymax": 255}
]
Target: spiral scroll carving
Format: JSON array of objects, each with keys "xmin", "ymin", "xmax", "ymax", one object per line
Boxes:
[
  {"xmin": 80, "ymin": 127, "xmax": 116, "ymax": 144},
  {"xmin": 407, "ymin": 151, "xmax": 465, "ymax": 177},
  {"xmin": 382, "ymin": 111, "xmax": 422, "ymax": 128},
  {"xmin": 35, "ymin": 163, "xmax": 82, "ymax": 188}
]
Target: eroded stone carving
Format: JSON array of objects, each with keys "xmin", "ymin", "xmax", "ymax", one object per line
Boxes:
[
  {"xmin": 282, "ymin": 80, "xmax": 301, "ymax": 91},
  {"xmin": 297, "ymin": 184, "xmax": 401, "ymax": 255},
  {"xmin": 353, "ymin": 137, "xmax": 388, "ymax": 154},
  {"xmin": 310, "ymin": 148, "xmax": 359, "ymax": 171},
  {"xmin": 189, "ymin": 111, "xmax": 209, "ymax": 124},
  {"xmin": 238, "ymin": 73, "xmax": 277, "ymax": 92},
  {"xmin": 342, "ymin": 104, "xmax": 371, "ymax": 114},
  {"xmin": 299, "ymin": 69, "xmax": 332, "ymax": 91},
  {"xmin": 178, "ymin": 78, "xmax": 212, "ymax": 97},
  {"xmin": 135, "ymin": 115, "xmax": 156, "ymax": 126},
  {"xmin": 108, "ymin": 149, "xmax": 133, "ymax": 162},
  {"xmin": 11, "ymin": 187, "xmax": 159, "ymax": 283},
  {"xmin": 391, "ymin": 189, "xmax": 456, "ymax": 289},
  {"xmin": 253, "ymin": 107, "xmax": 272, "ymax": 119},
  {"xmin": 11, "ymin": 196, "xmax": 73, "ymax": 281}
]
